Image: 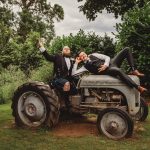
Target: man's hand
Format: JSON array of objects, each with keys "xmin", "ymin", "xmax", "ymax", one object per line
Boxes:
[
  {"xmin": 75, "ymin": 57, "xmax": 82, "ymax": 64},
  {"xmin": 98, "ymin": 65, "xmax": 108, "ymax": 72},
  {"xmin": 37, "ymin": 38, "xmax": 46, "ymax": 53},
  {"xmin": 37, "ymin": 38, "xmax": 45, "ymax": 48}
]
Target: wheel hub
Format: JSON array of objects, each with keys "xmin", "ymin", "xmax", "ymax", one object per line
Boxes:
[
  {"xmin": 25, "ymin": 103, "xmax": 37, "ymax": 117},
  {"xmin": 19, "ymin": 92, "xmax": 46, "ymax": 122},
  {"xmin": 110, "ymin": 121, "xmax": 119, "ymax": 130}
]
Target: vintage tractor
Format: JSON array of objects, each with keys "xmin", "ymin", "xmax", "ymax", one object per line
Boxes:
[{"xmin": 11, "ymin": 75, "xmax": 148, "ymax": 140}]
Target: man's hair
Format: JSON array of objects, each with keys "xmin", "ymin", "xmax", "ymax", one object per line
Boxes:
[
  {"xmin": 63, "ymin": 46, "xmax": 70, "ymax": 51},
  {"xmin": 75, "ymin": 49, "xmax": 84, "ymax": 58}
]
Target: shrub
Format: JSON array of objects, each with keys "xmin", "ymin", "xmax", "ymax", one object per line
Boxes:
[
  {"xmin": 0, "ymin": 66, "xmax": 27, "ymax": 104},
  {"xmin": 0, "ymin": 62, "xmax": 53, "ymax": 104},
  {"xmin": 29, "ymin": 61, "xmax": 53, "ymax": 82}
]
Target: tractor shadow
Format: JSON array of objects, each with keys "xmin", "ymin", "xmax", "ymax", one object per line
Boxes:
[{"xmin": 53, "ymin": 112, "xmax": 98, "ymax": 137}]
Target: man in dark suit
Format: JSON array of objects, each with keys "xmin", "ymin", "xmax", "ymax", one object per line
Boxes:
[{"xmin": 38, "ymin": 39, "xmax": 75, "ymax": 111}]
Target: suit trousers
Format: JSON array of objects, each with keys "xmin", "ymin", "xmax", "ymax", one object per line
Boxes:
[{"xmin": 102, "ymin": 47, "xmax": 138, "ymax": 89}]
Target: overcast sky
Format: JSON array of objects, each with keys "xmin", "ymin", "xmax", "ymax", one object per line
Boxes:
[{"xmin": 51, "ymin": 0, "xmax": 121, "ymax": 38}]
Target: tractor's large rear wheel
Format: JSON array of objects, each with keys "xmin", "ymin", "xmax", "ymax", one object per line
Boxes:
[
  {"xmin": 11, "ymin": 82, "xmax": 60, "ymax": 128},
  {"xmin": 135, "ymin": 97, "xmax": 148, "ymax": 121}
]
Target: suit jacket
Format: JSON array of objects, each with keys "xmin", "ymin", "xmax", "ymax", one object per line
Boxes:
[
  {"xmin": 42, "ymin": 51, "xmax": 74, "ymax": 78},
  {"xmin": 84, "ymin": 55, "xmax": 105, "ymax": 74}
]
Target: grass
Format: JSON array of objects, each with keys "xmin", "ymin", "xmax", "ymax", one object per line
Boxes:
[{"xmin": 0, "ymin": 103, "xmax": 150, "ymax": 150}]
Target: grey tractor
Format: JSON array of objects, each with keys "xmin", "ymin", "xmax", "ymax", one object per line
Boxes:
[{"xmin": 11, "ymin": 75, "xmax": 148, "ymax": 140}]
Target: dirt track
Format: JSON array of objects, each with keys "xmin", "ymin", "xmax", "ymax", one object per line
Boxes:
[
  {"xmin": 52, "ymin": 114, "xmax": 145, "ymax": 138},
  {"xmin": 53, "ymin": 115, "xmax": 98, "ymax": 137}
]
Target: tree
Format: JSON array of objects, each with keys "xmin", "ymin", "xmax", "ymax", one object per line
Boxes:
[
  {"xmin": 16, "ymin": 0, "xmax": 64, "ymax": 42},
  {"xmin": 0, "ymin": 4, "xmax": 15, "ymax": 67},
  {"xmin": 0, "ymin": 0, "xmax": 64, "ymax": 42},
  {"xmin": 0, "ymin": 0, "xmax": 64, "ymax": 71},
  {"xmin": 116, "ymin": 2, "xmax": 150, "ymax": 87},
  {"xmin": 77, "ymin": 0, "xmax": 146, "ymax": 20}
]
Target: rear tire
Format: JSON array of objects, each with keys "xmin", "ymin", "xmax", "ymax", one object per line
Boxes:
[
  {"xmin": 97, "ymin": 108, "xmax": 134, "ymax": 140},
  {"xmin": 11, "ymin": 81, "xmax": 60, "ymax": 128},
  {"xmin": 136, "ymin": 97, "xmax": 148, "ymax": 121}
]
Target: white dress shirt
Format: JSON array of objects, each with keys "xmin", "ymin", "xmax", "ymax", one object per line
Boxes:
[{"xmin": 64, "ymin": 57, "xmax": 71, "ymax": 70}]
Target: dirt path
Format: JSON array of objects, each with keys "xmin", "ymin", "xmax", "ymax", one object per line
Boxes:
[
  {"xmin": 52, "ymin": 115, "xmax": 98, "ymax": 137},
  {"xmin": 52, "ymin": 114, "xmax": 146, "ymax": 138}
]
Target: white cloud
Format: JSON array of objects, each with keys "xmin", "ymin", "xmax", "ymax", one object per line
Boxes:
[{"xmin": 50, "ymin": 0, "xmax": 121, "ymax": 38}]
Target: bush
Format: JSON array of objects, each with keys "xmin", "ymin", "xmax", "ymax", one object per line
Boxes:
[
  {"xmin": 0, "ymin": 62, "xmax": 53, "ymax": 104},
  {"xmin": 0, "ymin": 66, "xmax": 27, "ymax": 104},
  {"xmin": 29, "ymin": 61, "xmax": 53, "ymax": 82}
]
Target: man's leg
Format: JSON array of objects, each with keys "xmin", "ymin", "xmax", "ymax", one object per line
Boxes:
[
  {"xmin": 105, "ymin": 67, "xmax": 146, "ymax": 93},
  {"xmin": 111, "ymin": 47, "xmax": 135, "ymax": 70},
  {"xmin": 52, "ymin": 78, "xmax": 72, "ymax": 110},
  {"xmin": 67, "ymin": 76, "xmax": 78, "ymax": 95},
  {"xmin": 111, "ymin": 47, "xmax": 144, "ymax": 76},
  {"xmin": 106, "ymin": 67, "xmax": 138, "ymax": 88}
]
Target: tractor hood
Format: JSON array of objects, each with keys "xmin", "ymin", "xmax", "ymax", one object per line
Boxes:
[{"xmin": 78, "ymin": 75, "xmax": 140, "ymax": 88}]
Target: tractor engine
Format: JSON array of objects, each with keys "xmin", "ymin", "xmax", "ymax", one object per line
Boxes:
[
  {"xmin": 69, "ymin": 88, "xmax": 126, "ymax": 112},
  {"xmin": 84, "ymin": 88, "xmax": 123, "ymax": 104}
]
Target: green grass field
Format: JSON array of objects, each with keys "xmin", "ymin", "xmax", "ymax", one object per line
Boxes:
[{"xmin": 0, "ymin": 103, "xmax": 150, "ymax": 150}]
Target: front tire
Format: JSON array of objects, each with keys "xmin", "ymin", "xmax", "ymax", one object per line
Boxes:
[
  {"xmin": 11, "ymin": 82, "xmax": 60, "ymax": 128},
  {"xmin": 97, "ymin": 108, "xmax": 134, "ymax": 140}
]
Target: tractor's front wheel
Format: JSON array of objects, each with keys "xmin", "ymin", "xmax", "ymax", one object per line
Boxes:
[
  {"xmin": 97, "ymin": 108, "xmax": 134, "ymax": 140},
  {"xmin": 11, "ymin": 82, "xmax": 60, "ymax": 128}
]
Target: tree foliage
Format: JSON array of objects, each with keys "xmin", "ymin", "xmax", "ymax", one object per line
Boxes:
[
  {"xmin": 14, "ymin": 0, "xmax": 63, "ymax": 42},
  {"xmin": 116, "ymin": 2, "xmax": 150, "ymax": 87},
  {"xmin": 77, "ymin": 0, "xmax": 146, "ymax": 20},
  {"xmin": 0, "ymin": 0, "xmax": 64, "ymax": 42},
  {"xmin": 0, "ymin": 0, "xmax": 64, "ymax": 72},
  {"xmin": 48, "ymin": 30, "xmax": 116, "ymax": 58},
  {"xmin": 0, "ymin": 5, "xmax": 14, "ymax": 67},
  {"xmin": 0, "ymin": 31, "xmax": 45, "ymax": 74}
]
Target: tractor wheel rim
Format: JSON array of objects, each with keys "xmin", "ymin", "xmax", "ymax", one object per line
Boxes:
[
  {"xmin": 100, "ymin": 112, "xmax": 128, "ymax": 139},
  {"xmin": 18, "ymin": 91, "xmax": 47, "ymax": 127}
]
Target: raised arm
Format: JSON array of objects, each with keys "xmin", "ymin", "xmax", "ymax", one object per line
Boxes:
[
  {"xmin": 39, "ymin": 47, "xmax": 55, "ymax": 62},
  {"xmin": 38, "ymin": 39, "xmax": 55, "ymax": 62}
]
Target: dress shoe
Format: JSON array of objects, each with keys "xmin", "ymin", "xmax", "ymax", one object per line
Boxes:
[
  {"xmin": 138, "ymin": 86, "xmax": 147, "ymax": 93},
  {"xmin": 129, "ymin": 70, "xmax": 144, "ymax": 77}
]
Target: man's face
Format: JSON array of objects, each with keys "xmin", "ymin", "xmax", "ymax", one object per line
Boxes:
[
  {"xmin": 79, "ymin": 52, "xmax": 88, "ymax": 61},
  {"xmin": 62, "ymin": 47, "xmax": 71, "ymax": 57}
]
